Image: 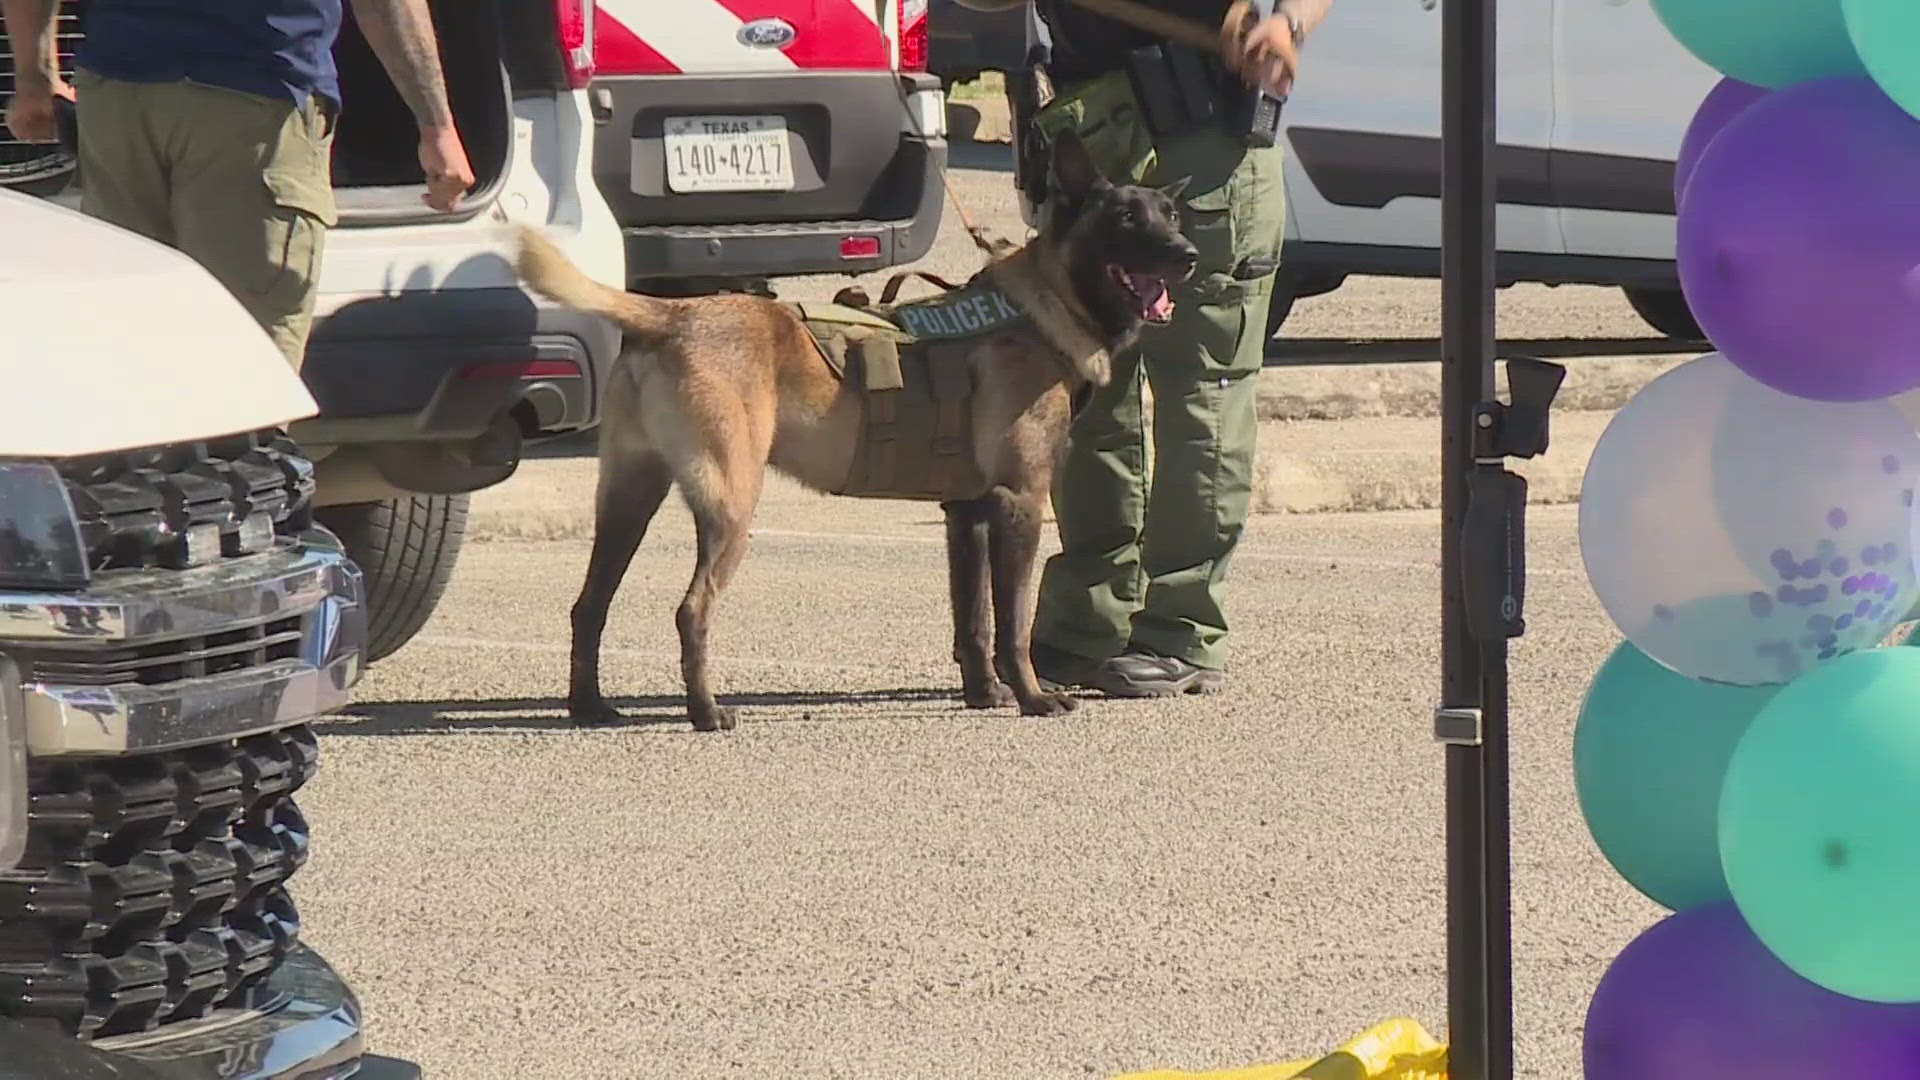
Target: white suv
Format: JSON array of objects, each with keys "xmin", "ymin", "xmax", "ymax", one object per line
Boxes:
[
  {"xmin": 3, "ymin": 0, "xmax": 625, "ymax": 662},
  {"xmin": 1270, "ymin": 0, "xmax": 1719, "ymax": 339}
]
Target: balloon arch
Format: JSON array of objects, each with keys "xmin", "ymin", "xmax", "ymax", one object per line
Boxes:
[
  {"xmin": 1442, "ymin": 1, "xmax": 1920, "ymax": 1077},
  {"xmin": 1564, "ymin": 0, "xmax": 1920, "ymax": 1075}
]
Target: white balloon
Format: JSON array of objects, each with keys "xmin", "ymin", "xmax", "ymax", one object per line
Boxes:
[{"xmin": 1579, "ymin": 353, "xmax": 1920, "ymax": 686}]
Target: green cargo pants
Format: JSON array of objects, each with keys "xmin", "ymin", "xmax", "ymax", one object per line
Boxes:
[
  {"xmin": 1029, "ymin": 71, "xmax": 1287, "ymax": 671},
  {"xmin": 73, "ymin": 69, "xmax": 339, "ymax": 369}
]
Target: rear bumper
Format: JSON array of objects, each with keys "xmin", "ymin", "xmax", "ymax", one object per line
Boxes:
[
  {"xmin": 621, "ymin": 149, "xmax": 945, "ymax": 280},
  {"xmin": 597, "ymin": 70, "xmax": 947, "ymax": 281},
  {"xmin": 295, "ymin": 286, "xmax": 621, "ymax": 448}
]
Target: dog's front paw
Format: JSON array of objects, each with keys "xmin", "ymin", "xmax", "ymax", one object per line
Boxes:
[
  {"xmin": 690, "ymin": 703, "xmax": 739, "ymax": 732},
  {"xmin": 964, "ymin": 681, "xmax": 1017, "ymax": 709},
  {"xmin": 1018, "ymin": 690, "xmax": 1080, "ymax": 717},
  {"xmin": 569, "ymin": 698, "xmax": 626, "ymax": 727}
]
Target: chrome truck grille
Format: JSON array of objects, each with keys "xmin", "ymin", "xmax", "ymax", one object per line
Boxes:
[
  {"xmin": 16, "ymin": 614, "xmax": 307, "ymax": 688},
  {"xmin": 0, "ymin": 726, "xmax": 317, "ymax": 1039},
  {"xmin": 0, "ymin": 430, "xmax": 367, "ymax": 1042},
  {"xmin": 56, "ymin": 429, "xmax": 316, "ymax": 575},
  {"xmin": 0, "ymin": 0, "xmax": 82, "ymax": 185}
]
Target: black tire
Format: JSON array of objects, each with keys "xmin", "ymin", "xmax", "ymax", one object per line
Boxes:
[
  {"xmin": 315, "ymin": 495, "xmax": 469, "ymax": 664},
  {"xmin": 1624, "ymin": 286, "xmax": 1706, "ymax": 341}
]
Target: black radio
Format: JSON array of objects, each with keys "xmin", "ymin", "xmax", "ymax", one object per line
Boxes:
[{"xmin": 1221, "ymin": 0, "xmax": 1288, "ymax": 147}]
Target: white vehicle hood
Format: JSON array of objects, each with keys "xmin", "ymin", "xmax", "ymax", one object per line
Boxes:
[{"xmin": 0, "ymin": 189, "xmax": 318, "ymax": 458}]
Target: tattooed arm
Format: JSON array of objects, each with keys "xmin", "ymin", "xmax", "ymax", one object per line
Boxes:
[
  {"xmin": 347, "ymin": 0, "xmax": 475, "ymax": 211},
  {"xmin": 1, "ymin": 0, "xmax": 71, "ymax": 143}
]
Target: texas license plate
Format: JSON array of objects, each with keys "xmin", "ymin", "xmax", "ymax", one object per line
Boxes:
[{"xmin": 662, "ymin": 115, "xmax": 794, "ymax": 193}]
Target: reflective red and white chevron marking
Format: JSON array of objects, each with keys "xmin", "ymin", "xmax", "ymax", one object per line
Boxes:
[{"xmin": 595, "ymin": 0, "xmax": 904, "ymax": 75}]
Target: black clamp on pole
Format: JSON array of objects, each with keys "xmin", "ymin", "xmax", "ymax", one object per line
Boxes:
[
  {"xmin": 1437, "ymin": 357, "xmax": 1566, "ymax": 749},
  {"xmin": 1456, "ymin": 358, "xmax": 1566, "ymax": 655}
]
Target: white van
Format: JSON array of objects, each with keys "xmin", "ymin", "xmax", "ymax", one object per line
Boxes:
[
  {"xmin": 587, "ymin": 0, "xmax": 948, "ymax": 289},
  {"xmin": 1270, "ymin": 0, "xmax": 1721, "ymax": 339}
]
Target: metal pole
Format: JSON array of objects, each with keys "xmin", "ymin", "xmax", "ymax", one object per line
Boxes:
[{"xmin": 1439, "ymin": 0, "xmax": 1511, "ymax": 1077}]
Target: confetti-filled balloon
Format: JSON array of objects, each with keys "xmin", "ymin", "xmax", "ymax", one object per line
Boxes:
[{"xmin": 1578, "ymin": 354, "xmax": 1920, "ymax": 685}]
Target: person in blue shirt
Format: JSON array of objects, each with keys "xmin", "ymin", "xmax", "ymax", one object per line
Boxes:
[{"xmin": 1, "ymin": 0, "xmax": 474, "ymax": 367}]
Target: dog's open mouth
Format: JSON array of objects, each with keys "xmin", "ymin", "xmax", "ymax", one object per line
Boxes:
[{"xmin": 1108, "ymin": 265, "xmax": 1174, "ymax": 324}]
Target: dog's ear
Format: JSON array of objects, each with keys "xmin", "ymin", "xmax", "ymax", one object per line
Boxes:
[
  {"xmin": 1156, "ymin": 175, "xmax": 1192, "ymax": 203},
  {"xmin": 1050, "ymin": 130, "xmax": 1107, "ymax": 202}
]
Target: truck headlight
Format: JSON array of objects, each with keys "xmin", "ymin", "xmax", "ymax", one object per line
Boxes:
[
  {"xmin": 0, "ymin": 461, "xmax": 89, "ymax": 591},
  {"xmin": 0, "ymin": 656, "xmax": 24, "ymax": 873}
]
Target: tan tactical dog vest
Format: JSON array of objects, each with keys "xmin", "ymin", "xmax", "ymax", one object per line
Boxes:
[{"xmin": 789, "ymin": 275, "xmax": 1037, "ymax": 502}]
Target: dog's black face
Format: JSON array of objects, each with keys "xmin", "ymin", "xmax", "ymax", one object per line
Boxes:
[{"xmin": 1046, "ymin": 132, "xmax": 1201, "ymax": 345}]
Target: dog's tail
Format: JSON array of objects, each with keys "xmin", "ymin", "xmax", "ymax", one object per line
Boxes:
[{"xmin": 515, "ymin": 225, "xmax": 670, "ymax": 338}]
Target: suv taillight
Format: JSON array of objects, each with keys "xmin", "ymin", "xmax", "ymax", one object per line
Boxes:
[
  {"xmin": 556, "ymin": 0, "xmax": 596, "ymax": 88},
  {"xmin": 899, "ymin": 0, "xmax": 928, "ymax": 71}
]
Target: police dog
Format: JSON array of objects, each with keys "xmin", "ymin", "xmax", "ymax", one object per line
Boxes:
[{"xmin": 515, "ymin": 132, "xmax": 1197, "ymax": 731}]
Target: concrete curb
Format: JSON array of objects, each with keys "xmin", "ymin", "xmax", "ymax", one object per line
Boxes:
[
  {"xmin": 469, "ymin": 339, "xmax": 1684, "ymax": 536},
  {"xmin": 467, "ymin": 407, "xmax": 1616, "ymax": 540},
  {"xmin": 1256, "ymin": 354, "xmax": 1684, "ymax": 422},
  {"xmin": 946, "ymin": 97, "xmax": 1014, "ymax": 145},
  {"xmin": 1252, "ymin": 410, "xmax": 1608, "ymax": 515},
  {"xmin": 465, "ymin": 361, "xmax": 1662, "ymax": 539}
]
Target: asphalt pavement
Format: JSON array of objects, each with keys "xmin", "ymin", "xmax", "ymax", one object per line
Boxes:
[
  {"xmin": 286, "ymin": 136, "xmax": 1696, "ymax": 1078},
  {"xmin": 301, "ymin": 488, "xmax": 1654, "ymax": 1079}
]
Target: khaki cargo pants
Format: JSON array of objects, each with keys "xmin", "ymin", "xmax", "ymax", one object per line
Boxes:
[
  {"xmin": 1028, "ymin": 70, "xmax": 1288, "ymax": 671},
  {"xmin": 73, "ymin": 69, "xmax": 339, "ymax": 369}
]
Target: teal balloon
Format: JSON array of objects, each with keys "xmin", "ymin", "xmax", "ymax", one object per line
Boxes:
[
  {"xmin": 1575, "ymin": 641, "xmax": 1778, "ymax": 912},
  {"xmin": 1651, "ymin": 0, "xmax": 1864, "ymax": 89},
  {"xmin": 1846, "ymin": 0, "xmax": 1920, "ymax": 123},
  {"xmin": 1720, "ymin": 648, "xmax": 1920, "ymax": 1003}
]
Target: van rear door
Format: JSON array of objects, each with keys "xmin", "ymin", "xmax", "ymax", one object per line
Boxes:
[
  {"xmin": 597, "ymin": 0, "xmax": 898, "ymax": 74},
  {"xmin": 591, "ymin": 0, "xmax": 948, "ymax": 284}
]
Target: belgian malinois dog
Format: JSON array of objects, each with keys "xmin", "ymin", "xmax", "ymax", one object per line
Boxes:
[{"xmin": 515, "ymin": 132, "xmax": 1198, "ymax": 731}]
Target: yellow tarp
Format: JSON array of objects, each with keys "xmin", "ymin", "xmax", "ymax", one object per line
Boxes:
[{"xmin": 1114, "ymin": 1018, "xmax": 1448, "ymax": 1080}]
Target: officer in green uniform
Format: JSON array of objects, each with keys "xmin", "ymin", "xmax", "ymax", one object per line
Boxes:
[{"xmin": 1025, "ymin": 0, "xmax": 1334, "ymax": 696}]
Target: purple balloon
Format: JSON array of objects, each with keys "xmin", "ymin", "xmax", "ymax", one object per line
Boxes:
[
  {"xmin": 1675, "ymin": 77, "xmax": 1768, "ymax": 200},
  {"xmin": 1584, "ymin": 903, "xmax": 1920, "ymax": 1077},
  {"xmin": 1678, "ymin": 77, "xmax": 1920, "ymax": 402}
]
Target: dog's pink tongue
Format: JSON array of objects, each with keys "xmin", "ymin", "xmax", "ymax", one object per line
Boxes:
[
  {"xmin": 1127, "ymin": 272, "xmax": 1174, "ymax": 321},
  {"xmin": 1147, "ymin": 283, "xmax": 1172, "ymax": 321}
]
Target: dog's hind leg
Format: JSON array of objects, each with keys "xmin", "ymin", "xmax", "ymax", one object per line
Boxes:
[
  {"xmin": 673, "ymin": 448, "xmax": 766, "ymax": 733},
  {"xmin": 569, "ymin": 454, "xmax": 673, "ymax": 726},
  {"xmin": 986, "ymin": 486, "xmax": 1079, "ymax": 717},
  {"xmin": 944, "ymin": 497, "xmax": 1014, "ymax": 709}
]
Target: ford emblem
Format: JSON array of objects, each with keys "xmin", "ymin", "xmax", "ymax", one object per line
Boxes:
[{"xmin": 738, "ymin": 17, "xmax": 797, "ymax": 49}]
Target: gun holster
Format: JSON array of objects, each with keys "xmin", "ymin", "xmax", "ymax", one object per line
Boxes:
[
  {"xmin": 1006, "ymin": 66, "xmax": 1050, "ymax": 210},
  {"xmin": 1121, "ymin": 13, "xmax": 1284, "ymax": 147}
]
